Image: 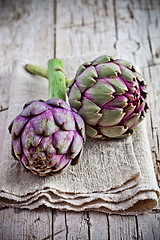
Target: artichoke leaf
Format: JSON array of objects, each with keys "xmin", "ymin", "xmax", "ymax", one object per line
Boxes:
[
  {"xmin": 76, "ymin": 66, "xmax": 97, "ymax": 92},
  {"xmin": 12, "ymin": 136, "xmax": 21, "ymax": 159},
  {"xmin": 71, "ymin": 132, "xmax": 83, "ymax": 158},
  {"xmin": 72, "ymin": 112, "xmax": 86, "ymax": 140},
  {"xmin": 82, "ymin": 61, "xmax": 92, "ymax": 67},
  {"xmin": 85, "ymin": 124, "xmax": 103, "ymax": 138},
  {"xmin": 54, "ymin": 130, "xmax": 74, "ymax": 154},
  {"xmin": 106, "ymin": 77, "xmax": 128, "ymax": 94},
  {"xmin": 84, "ymin": 79, "xmax": 115, "ymax": 106},
  {"xmin": 21, "ymin": 154, "xmax": 30, "ymax": 168},
  {"xmin": 95, "ymin": 62, "xmax": 121, "ymax": 78},
  {"xmin": 21, "ymin": 101, "xmax": 49, "ymax": 117},
  {"xmin": 66, "ymin": 78, "xmax": 75, "ymax": 88},
  {"xmin": 103, "ymin": 95, "xmax": 128, "ymax": 108},
  {"xmin": 54, "ymin": 155, "xmax": 72, "ymax": 171},
  {"xmin": 122, "ymin": 103, "xmax": 136, "ymax": 121},
  {"xmin": 52, "ymin": 108, "xmax": 76, "ymax": 131},
  {"xmin": 134, "ymin": 72, "xmax": 145, "ymax": 84},
  {"xmin": 75, "ymin": 65, "xmax": 86, "ymax": 78},
  {"xmin": 120, "ymin": 65, "xmax": 136, "ymax": 82},
  {"xmin": 11, "ymin": 115, "xmax": 28, "ymax": 138},
  {"xmin": 38, "ymin": 136, "xmax": 56, "ymax": 155},
  {"xmin": 68, "ymin": 83, "xmax": 82, "ymax": 110},
  {"xmin": 115, "ymin": 128, "xmax": 134, "ymax": 138},
  {"xmin": 21, "ymin": 123, "xmax": 42, "ymax": 150},
  {"xmin": 122, "ymin": 112, "xmax": 141, "ymax": 129},
  {"xmin": 79, "ymin": 97, "xmax": 102, "ymax": 126},
  {"xmin": 30, "ymin": 110, "xmax": 59, "ymax": 136},
  {"xmin": 135, "ymin": 100, "xmax": 145, "ymax": 112},
  {"xmin": 47, "ymin": 154, "xmax": 64, "ymax": 167},
  {"xmin": 92, "ymin": 55, "xmax": 113, "ymax": 65},
  {"xmin": 114, "ymin": 59, "xmax": 136, "ymax": 71},
  {"xmin": 98, "ymin": 108, "xmax": 125, "ymax": 127},
  {"xmin": 46, "ymin": 98, "xmax": 71, "ymax": 110},
  {"xmin": 98, "ymin": 125, "xmax": 128, "ymax": 138}
]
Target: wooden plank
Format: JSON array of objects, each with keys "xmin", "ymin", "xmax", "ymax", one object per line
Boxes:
[
  {"xmin": 137, "ymin": 213, "xmax": 160, "ymax": 240},
  {"xmin": 0, "ymin": 0, "xmax": 54, "ymax": 77},
  {"xmin": 148, "ymin": 0, "xmax": 160, "ymax": 64},
  {"xmin": 0, "ymin": 110, "xmax": 8, "ymax": 154},
  {"xmin": 53, "ymin": 210, "xmax": 66, "ymax": 240},
  {"xmin": 0, "ymin": 75, "xmax": 10, "ymax": 111},
  {"xmin": 0, "ymin": 207, "xmax": 52, "ymax": 240},
  {"xmin": 55, "ymin": 1, "xmax": 160, "ymax": 240},
  {"xmin": 65, "ymin": 212, "xmax": 89, "ymax": 240},
  {"xmin": 0, "ymin": 1, "xmax": 54, "ymax": 239},
  {"xmin": 56, "ymin": 0, "xmax": 117, "ymax": 58},
  {"xmin": 89, "ymin": 212, "xmax": 109, "ymax": 240},
  {"xmin": 115, "ymin": 0, "xmax": 152, "ymax": 68},
  {"xmin": 143, "ymin": 65, "xmax": 160, "ymax": 186},
  {"xmin": 0, "ymin": 0, "xmax": 160, "ymax": 239},
  {"xmin": 55, "ymin": 1, "xmax": 117, "ymax": 238},
  {"xmin": 150, "ymin": 38, "xmax": 160, "ymax": 65},
  {"xmin": 115, "ymin": 0, "xmax": 160, "ymax": 192},
  {"xmin": 108, "ymin": 215, "xmax": 137, "ymax": 240}
]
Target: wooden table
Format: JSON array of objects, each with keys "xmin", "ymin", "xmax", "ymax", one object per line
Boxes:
[{"xmin": 0, "ymin": 0, "xmax": 160, "ymax": 239}]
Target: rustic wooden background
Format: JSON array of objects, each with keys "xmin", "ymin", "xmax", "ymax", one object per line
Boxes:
[{"xmin": 0, "ymin": 0, "xmax": 160, "ymax": 239}]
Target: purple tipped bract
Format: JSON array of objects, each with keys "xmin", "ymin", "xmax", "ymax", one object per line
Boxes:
[
  {"xmin": 67, "ymin": 55, "xmax": 149, "ymax": 139},
  {"xmin": 9, "ymin": 98, "xmax": 85, "ymax": 176}
]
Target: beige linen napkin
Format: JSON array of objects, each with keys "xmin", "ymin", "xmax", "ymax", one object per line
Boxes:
[{"xmin": 0, "ymin": 58, "xmax": 159, "ymax": 213}]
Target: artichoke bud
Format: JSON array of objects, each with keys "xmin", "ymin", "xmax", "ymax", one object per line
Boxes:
[
  {"xmin": 9, "ymin": 99, "xmax": 85, "ymax": 176},
  {"xmin": 67, "ymin": 55, "xmax": 149, "ymax": 139}
]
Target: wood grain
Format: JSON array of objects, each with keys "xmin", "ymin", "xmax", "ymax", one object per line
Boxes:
[
  {"xmin": 0, "ymin": 1, "xmax": 54, "ymax": 239},
  {"xmin": 0, "ymin": 0, "xmax": 160, "ymax": 239},
  {"xmin": 137, "ymin": 213, "xmax": 160, "ymax": 240},
  {"xmin": 0, "ymin": 0, "xmax": 54, "ymax": 76},
  {"xmin": 108, "ymin": 215, "xmax": 137, "ymax": 240},
  {"xmin": 89, "ymin": 212, "xmax": 109, "ymax": 240},
  {"xmin": 143, "ymin": 65, "xmax": 160, "ymax": 186},
  {"xmin": 56, "ymin": 0, "xmax": 118, "ymax": 57},
  {"xmin": 53, "ymin": 210, "xmax": 66, "ymax": 239},
  {"xmin": 0, "ymin": 207, "xmax": 52, "ymax": 240},
  {"xmin": 65, "ymin": 212, "xmax": 89, "ymax": 240}
]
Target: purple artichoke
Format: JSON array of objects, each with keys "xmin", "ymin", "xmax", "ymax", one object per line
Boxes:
[
  {"xmin": 67, "ymin": 55, "xmax": 149, "ymax": 139},
  {"xmin": 9, "ymin": 98, "xmax": 85, "ymax": 176}
]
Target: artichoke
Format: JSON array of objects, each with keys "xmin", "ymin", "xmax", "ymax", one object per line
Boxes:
[
  {"xmin": 9, "ymin": 98, "xmax": 85, "ymax": 176},
  {"xmin": 9, "ymin": 59, "xmax": 85, "ymax": 176},
  {"xmin": 67, "ymin": 55, "xmax": 149, "ymax": 139}
]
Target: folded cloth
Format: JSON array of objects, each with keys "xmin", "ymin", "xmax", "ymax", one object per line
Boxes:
[{"xmin": 0, "ymin": 58, "xmax": 159, "ymax": 214}]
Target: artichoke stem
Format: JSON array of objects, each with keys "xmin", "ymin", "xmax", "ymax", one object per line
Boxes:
[
  {"xmin": 48, "ymin": 59, "xmax": 66, "ymax": 101},
  {"xmin": 25, "ymin": 64, "xmax": 48, "ymax": 79},
  {"xmin": 25, "ymin": 63, "xmax": 69, "ymax": 87}
]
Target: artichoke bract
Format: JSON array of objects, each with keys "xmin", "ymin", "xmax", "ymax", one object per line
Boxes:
[
  {"xmin": 67, "ymin": 55, "xmax": 149, "ymax": 139},
  {"xmin": 9, "ymin": 59, "xmax": 85, "ymax": 176}
]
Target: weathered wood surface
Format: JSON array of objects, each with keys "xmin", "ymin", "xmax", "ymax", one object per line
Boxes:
[{"xmin": 0, "ymin": 0, "xmax": 160, "ymax": 239}]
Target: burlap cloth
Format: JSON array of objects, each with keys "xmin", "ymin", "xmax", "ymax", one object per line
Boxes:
[{"xmin": 0, "ymin": 58, "xmax": 159, "ymax": 213}]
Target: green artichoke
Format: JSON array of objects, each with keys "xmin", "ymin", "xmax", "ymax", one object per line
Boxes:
[
  {"xmin": 9, "ymin": 98, "xmax": 85, "ymax": 176},
  {"xmin": 67, "ymin": 55, "xmax": 149, "ymax": 139}
]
